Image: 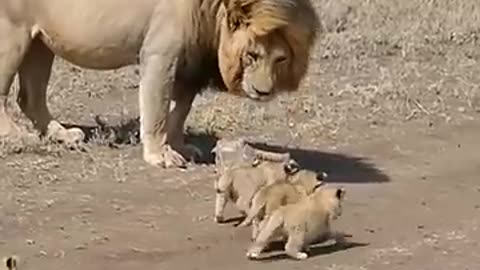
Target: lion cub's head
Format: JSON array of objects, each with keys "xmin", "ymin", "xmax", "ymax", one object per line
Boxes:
[
  {"xmin": 313, "ymin": 186, "xmax": 346, "ymax": 220},
  {"xmin": 217, "ymin": 0, "xmax": 320, "ymax": 101}
]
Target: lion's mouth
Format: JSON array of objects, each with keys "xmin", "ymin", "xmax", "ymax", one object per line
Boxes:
[{"xmin": 242, "ymin": 82, "xmax": 275, "ymax": 101}]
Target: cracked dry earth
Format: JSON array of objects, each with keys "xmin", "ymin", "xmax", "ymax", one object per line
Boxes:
[{"xmin": 2, "ymin": 1, "xmax": 480, "ymax": 269}]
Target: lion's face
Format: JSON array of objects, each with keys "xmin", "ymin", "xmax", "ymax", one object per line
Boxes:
[
  {"xmin": 239, "ymin": 33, "xmax": 292, "ymax": 101},
  {"xmin": 218, "ymin": 29, "xmax": 292, "ymax": 101},
  {"xmin": 217, "ymin": 0, "xmax": 319, "ymax": 101}
]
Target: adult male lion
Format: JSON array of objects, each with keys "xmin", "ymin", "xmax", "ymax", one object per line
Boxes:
[{"xmin": 0, "ymin": 0, "xmax": 320, "ymax": 168}]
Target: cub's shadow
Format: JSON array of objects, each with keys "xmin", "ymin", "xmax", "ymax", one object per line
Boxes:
[
  {"xmin": 64, "ymin": 117, "xmax": 390, "ymax": 183},
  {"xmin": 254, "ymin": 240, "xmax": 370, "ymax": 262}
]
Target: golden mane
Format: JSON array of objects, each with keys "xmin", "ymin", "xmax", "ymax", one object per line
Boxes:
[{"xmin": 178, "ymin": 0, "xmax": 319, "ymax": 92}]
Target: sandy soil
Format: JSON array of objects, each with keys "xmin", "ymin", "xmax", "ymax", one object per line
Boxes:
[{"xmin": 1, "ymin": 0, "xmax": 480, "ymax": 269}]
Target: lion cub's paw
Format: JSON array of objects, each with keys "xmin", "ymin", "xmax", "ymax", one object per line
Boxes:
[
  {"xmin": 214, "ymin": 215, "xmax": 224, "ymax": 223},
  {"xmin": 144, "ymin": 144, "xmax": 188, "ymax": 168},
  {"xmin": 291, "ymin": 252, "xmax": 308, "ymax": 260},
  {"xmin": 246, "ymin": 245, "xmax": 264, "ymax": 260},
  {"xmin": 246, "ymin": 250, "xmax": 261, "ymax": 260}
]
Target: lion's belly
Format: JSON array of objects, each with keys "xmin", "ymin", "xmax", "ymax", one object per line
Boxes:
[
  {"xmin": 31, "ymin": 0, "xmax": 160, "ymax": 69},
  {"xmin": 39, "ymin": 31, "xmax": 140, "ymax": 69}
]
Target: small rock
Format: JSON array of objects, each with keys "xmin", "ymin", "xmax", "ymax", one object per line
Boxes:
[
  {"xmin": 45, "ymin": 200, "xmax": 55, "ymax": 207},
  {"xmin": 75, "ymin": 244, "xmax": 88, "ymax": 250},
  {"xmin": 458, "ymin": 107, "xmax": 466, "ymax": 113},
  {"xmin": 39, "ymin": 250, "xmax": 48, "ymax": 256},
  {"xmin": 417, "ymin": 225, "xmax": 425, "ymax": 230},
  {"xmin": 82, "ymin": 208, "xmax": 93, "ymax": 214},
  {"xmin": 54, "ymin": 250, "xmax": 66, "ymax": 258},
  {"xmin": 26, "ymin": 239, "xmax": 35, "ymax": 245}
]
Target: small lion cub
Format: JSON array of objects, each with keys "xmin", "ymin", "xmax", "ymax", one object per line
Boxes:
[
  {"xmin": 238, "ymin": 170, "xmax": 328, "ymax": 240},
  {"xmin": 214, "ymin": 158, "xmax": 300, "ymax": 223},
  {"xmin": 246, "ymin": 186, "xmax": 349, "ymax": 260}
]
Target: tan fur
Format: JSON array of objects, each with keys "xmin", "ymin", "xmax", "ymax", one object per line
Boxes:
[
  {"xmin": 212, "ymin": 137, "xmax": 291, "ymax": 175},
  {"xmin": 2, "ymin": 256, "xmax": 18, "ymax": 270},
  {"xmin": 238, "ymin": 170, "xmax": 327, "ymax": 240},
  {"xmin": 214, "ymin": 158, "xmax": 299, "ymax": 223},
  {"xmin": 0, "ymin": 0, "xmax": 320, "ymax": 169},
  {"xmin": 246, "ymin": 186, "xmax": 348, "ymax": 260}
]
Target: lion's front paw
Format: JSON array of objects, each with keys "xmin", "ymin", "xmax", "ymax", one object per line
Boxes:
[
  {"xmin": 144, "ymin": 144, "xmax": 188, "ymax": 168},
  {"xmin": 0, "ymin": 115, "xmax": 21, "ymax": 137},
  {"xmin": 46, "ymin": 121, "xmax": 85, "ymax": 144}
]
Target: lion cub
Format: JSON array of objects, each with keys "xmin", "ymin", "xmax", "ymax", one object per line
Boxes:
[
  {"xmin": 246, "ymin": 186, "xmax": 348, "ymax": 260},
  {"xmin": 214, "ymin": 158, "xmax": 300, "ymax": 223},
  {"xmin": 2, "ymin": 256, "xmax": 18, "ymax": 270},
  {"xmin": 238, "ymin": 170, "xmax": 328, "ymax": 240}
]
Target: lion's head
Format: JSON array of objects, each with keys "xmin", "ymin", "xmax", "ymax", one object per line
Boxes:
[{"xmin": 217, "ymin": 0, "xmax": 320, "ymax": 101}]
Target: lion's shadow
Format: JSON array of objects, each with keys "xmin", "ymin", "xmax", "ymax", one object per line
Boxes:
[{"xmin": 64, "ymin": 117, "xmax": 390, "ymax": 184}]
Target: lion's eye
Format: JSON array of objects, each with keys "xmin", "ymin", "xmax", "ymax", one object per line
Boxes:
[
  {"xmin": 247, "ymin": 51, "xmax": 259, "ymax": 61},
  {"xmin": 275, "ymin": 55, "xmax": 288, "ymax": 64}
]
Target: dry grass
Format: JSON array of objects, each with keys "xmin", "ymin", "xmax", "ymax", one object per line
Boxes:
[
  {"xmin": 1, "ymin": 0, "xmax": 479, "ymax": 152},
  {"xmin": 188, "ymin": 0, "xmax": 480, "ymax": 145}
]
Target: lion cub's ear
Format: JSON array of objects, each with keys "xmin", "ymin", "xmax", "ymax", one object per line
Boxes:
[
  {"xmin": 251, "ymin": 157, "xmax": 261, "ymax": 167},
  {"xmin": 316, "ymin": 171, "xmax": 328, "ymax": 181},
  {"xmin": 283, "ymin": 159, "xmax": 300, "ymax": 175},
  {"xmin": 336, "ymin": 188, "xmax": 346, "ymax": 200},
  {"xmin": 222, "ymin": 0, "xmax": 253, "ymax": 31}
]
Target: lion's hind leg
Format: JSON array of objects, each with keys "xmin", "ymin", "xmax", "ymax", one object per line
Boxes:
[
  {"xmin": 0, "ymin": 24, "xmax": 30, "ymax": 136},
  {"xmin": 17, "ymin": 38, "xmax": 84, "ymax": 144}
]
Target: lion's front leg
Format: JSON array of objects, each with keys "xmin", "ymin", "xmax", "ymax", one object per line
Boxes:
[
  {"xmin": 167, "ymin": 89, "xmax": 202, "ymax": 162},
  {"xmin": 139, "ymin": 51, "xmax": 187, "ymax": 168}
]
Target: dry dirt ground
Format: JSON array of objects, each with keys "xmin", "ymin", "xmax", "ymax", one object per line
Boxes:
[{"xmin": 1, "ymin": 1, "xmax": 480, "ymax": 269}]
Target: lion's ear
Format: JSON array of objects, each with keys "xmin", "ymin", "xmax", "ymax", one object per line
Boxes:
[{"xmin": 222, "ymin": 0, "xmax": 252, "ymax": 31}]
